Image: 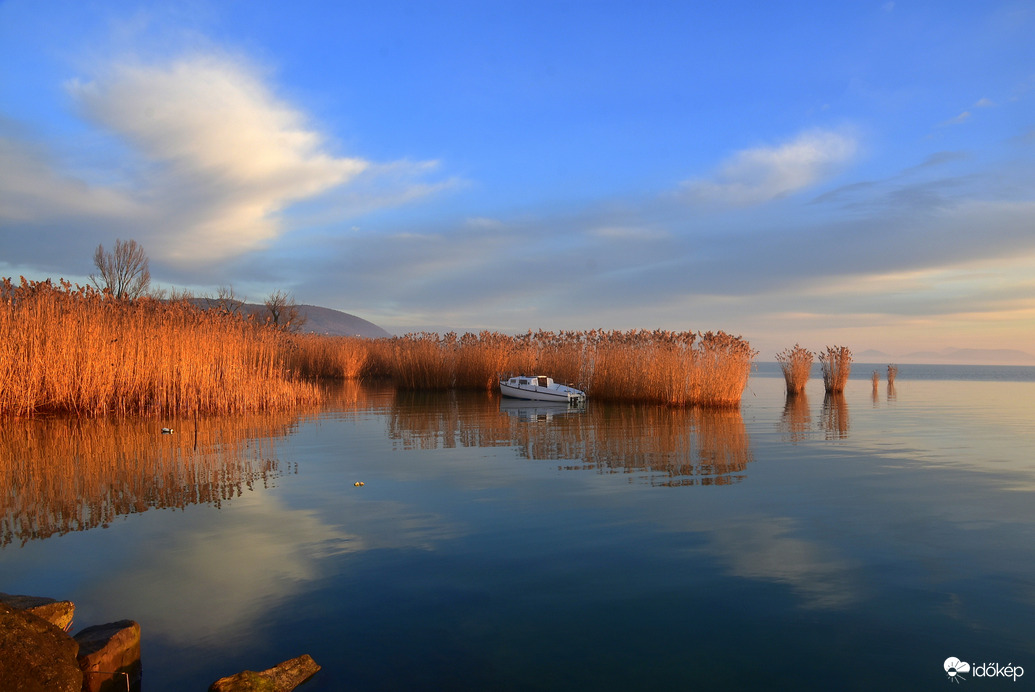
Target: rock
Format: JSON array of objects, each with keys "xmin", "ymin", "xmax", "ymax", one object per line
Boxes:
[
  {"xmin": 74, "ymin": 620, "xmax": 142, "ymax": 692},
  {"xmin": 209, "ymin": 655, "xmax": 321, "ymax": 692},
  {"xmin": 0, "ymin": 602, "xmax": 83, "ymax": 692},
  {"xmin": 0, "ymin": 592, "xmax": 75, "ymax": 631}
]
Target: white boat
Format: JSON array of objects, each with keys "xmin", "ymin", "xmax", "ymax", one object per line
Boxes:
[{"xmin": 499, "ymin": 375, "xmax": 586, "ymax": 405}]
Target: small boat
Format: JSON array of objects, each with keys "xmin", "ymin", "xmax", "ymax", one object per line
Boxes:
[{"xmin": 499, "ymin": 375, "xmax": 586, "ymax": 405}]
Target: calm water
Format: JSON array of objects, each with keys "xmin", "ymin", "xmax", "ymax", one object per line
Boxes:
[{"xmin": 2, "ymin": 366, "xmax": 1034, "ymax": 690}]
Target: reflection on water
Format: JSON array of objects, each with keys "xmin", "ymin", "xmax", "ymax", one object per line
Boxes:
[
  {"xmin": 387, "ymin": 392, "xmax": 753, "ymax": 486},
  {"xmin": 3, "ymin": 376, "xmax": 1035, "ymax": 691},
  {"xmin": 0, "ymin": 411, "xmax": 307, "ymax": 547},
  {"xmin": 779, "ymin": 393, "xmax": 812, "ymax": 443},
  {"xmin": 822, "ymin": 393, "xmax": 850, "ymax": 440}
]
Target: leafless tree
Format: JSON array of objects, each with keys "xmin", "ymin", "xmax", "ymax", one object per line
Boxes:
[
  {"xmin": 91, "ymin": 239, "xmax": 151, "ymax": 300},
  {"xmin": 206, "ymin": 284, "xmax": 245, "ymax": 316},
  {"xmin": 263, "ymin": 290, "xmax": 307, "ymax": 333}
]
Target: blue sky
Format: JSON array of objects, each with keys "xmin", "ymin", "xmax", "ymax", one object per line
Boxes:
[{"xmin": 1, "ymin": 1, "xmax": 1033, "ymax": 360}]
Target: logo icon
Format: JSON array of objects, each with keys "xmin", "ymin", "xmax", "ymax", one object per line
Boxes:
[{"xmin": 945, "ymin": 657, "xmax": 971, "ymax": 684}]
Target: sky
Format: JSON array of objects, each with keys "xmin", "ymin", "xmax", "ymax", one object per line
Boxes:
[{"xmin": 1, "ymin": 1, "xmax": 1034, "ymax": 361}]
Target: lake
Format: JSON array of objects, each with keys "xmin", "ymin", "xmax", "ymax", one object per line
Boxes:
[{"xmin": 2, "ymin": 364, "xmax": 1034, "ymax": 690}]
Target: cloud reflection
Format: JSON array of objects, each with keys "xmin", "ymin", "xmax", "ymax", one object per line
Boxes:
[{"xmin": 707, "ymin": 517, "xmax": 860, "ymax": 609}]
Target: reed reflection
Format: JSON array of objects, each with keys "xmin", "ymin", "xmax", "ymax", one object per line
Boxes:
[
  {"xmin": 0, "ymin": 411, "xmax": 305, "ymax": 547},
  {"xmin": 822, "ymin": 393, "xmax": 850, "ymax": 440},
  {"xmin": 385, "ymin": 393, "xmax": 753, "ymax": 486},
  {"xmin": 779, "ymin": 393, "xmax": 812, "ymax": 443}
]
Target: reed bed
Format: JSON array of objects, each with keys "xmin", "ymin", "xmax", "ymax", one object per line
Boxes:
[
  {"xmin": 363, "ymin": 328, "xmax": 755, "ymax": 408},
  {"xmin": 0, "ymin": 278, "xmax": 319, "ymax": 417},
  {"xmin": 284, "ymin": 333, "xmax": 370, "ymax": 380},
  {"xmin": 3, "ymin": 276, "xmax": 759, "ymax": 412},
  {"xmin": 819, "ymin": 345, "xmax": 853, "ymax": 394},
  {"xmin": 776, "ymin": 344, "xmax": 813, "ymax": 396}
]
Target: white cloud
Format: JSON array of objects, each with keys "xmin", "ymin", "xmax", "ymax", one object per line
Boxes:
[
  {"xmin": 2, "ymin": 53, "xmax": 449, "ymax": 270},
  {"xmin": 680, "ymin": 129, "xmax": 858, "ymax": 206},
  {"xmin": 942, "ymin": 111, "xmax": 972, "ymax": 126},
  {"xmin": 63, "ymin": 55, "xmax": 368, "ymax": 262}
]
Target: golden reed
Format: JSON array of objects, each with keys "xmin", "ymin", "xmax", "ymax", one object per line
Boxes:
[
  {"xmin": 1, "ymin": 278, "xmax": 319, "ymax": 417},
  {"xmin": 3, "ymin": 278, "xmax": 759, "ymax": 413},
  {"xmin": 776, "ymin": 344, "xmax": 813, "ymax": 396},
  {"xmin": 362, "ymin": 328, "xmax": 756, "ymax": 408},
  {"xmin": 819, "ymin": 345, "xmax": 853, "ymax": 394}
]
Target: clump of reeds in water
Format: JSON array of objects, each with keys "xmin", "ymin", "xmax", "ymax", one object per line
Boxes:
[
  {"xmin": 776, "ymin": 344, "xmax": 813, "ymax": 396},
  {"xmin": 887, "ymin": 364, "xmax": 898, "ymax": 385},
  {"xmin": 819, "ymin": 345, "xmax": 853, "ymax": 394},
  {"xmin": 872, "ymin": 370, "xmax": 880, "ymax": 388}
]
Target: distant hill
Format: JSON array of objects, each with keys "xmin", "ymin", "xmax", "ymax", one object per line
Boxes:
[
  {"xmin": 193, "ymin": 300, "xmax": 392, "ymax": 338},
  {"xmin": 292, "ymin": 304, "xmax": 392, "ymax": 338}
]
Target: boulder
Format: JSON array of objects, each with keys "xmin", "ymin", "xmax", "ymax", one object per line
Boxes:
[
  {"xmin": 209, "ymin": 655, "xmax": 321, "ymax": 692},
  {"xmin": 0, "ymin": 592, "xmax": 75, "ymax": 631},
  {"xmin": 74, "ymin": 620, "xmax": 142, "ymax": 692},
  {"xmin": 0, "ymin": 602, "xmax": 83, "ymax": 692}
]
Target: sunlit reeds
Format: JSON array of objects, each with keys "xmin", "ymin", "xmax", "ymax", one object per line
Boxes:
[
  {"xmin": 887, "ymin": 364, "xmax": 898, "ymax": 385},
  {"xmin": 0, "ymin": 278, "xmax": 319, "ymax": 417},
  {"xmin": 3, "ymin": 276, "xmax": 759, "ymax": 411},
  {"xmin": 776, "ymin": 344, "xmax": 813, "ymax": 396},
  {"xmin": 819, "ymin": 345, "xmax": 853, "ymax": 394},
  {"xmin": 284, "ymin": 333, "xmax": 369, "ymax": 380},
  {"xmin": 366, "ymin": 328, "xmax": 756, "ymax": 408}
]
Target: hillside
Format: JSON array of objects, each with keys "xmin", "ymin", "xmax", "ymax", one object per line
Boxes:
[{"xmin": 194, "ymin": 300, "xmax": 391, "ymax": 338}]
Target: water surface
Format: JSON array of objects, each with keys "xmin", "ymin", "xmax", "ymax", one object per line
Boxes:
[{"xmin": 2, "ymin": 369, "xmax": 1033, "ymax": 690}]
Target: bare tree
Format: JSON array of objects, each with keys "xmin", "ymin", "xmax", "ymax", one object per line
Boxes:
[
  {"xmin": 263, "ymin": 290, "xmax": 307, "ymax": 333},
  {"xmin": 206, "ymin": 284, "xmax": 245, "ymax": 316},
  {"xmin": 91, "ymin": 239, "xmax": 151, "ymax": 300}
]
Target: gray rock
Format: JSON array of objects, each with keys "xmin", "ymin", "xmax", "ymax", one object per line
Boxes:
[{"xmin": 0, "ymin": 602, "xmax": 83, "ymax": 692}]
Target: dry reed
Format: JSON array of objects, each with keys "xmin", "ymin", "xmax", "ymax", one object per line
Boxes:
[
  {"xmin": 887, "ymin": 364, "xmax": 898, "ymax": 385},
  {"xmin": 0, "ymin": 277, "xmax": 319, "ymax": 417},
  {"xmin": 819, "ymin": 345, "xmax": 853, "ymax": 394},
  {"xmin": 3, "ymin": 276, "xmax": 760, "ymax": 412},
  {"xmin": 776, "ymin": 344, "xmax": 813, "ymax": 396},
  {"xmin": 365, "ymin": 328, "xmax": 755, "ymax": 408}
]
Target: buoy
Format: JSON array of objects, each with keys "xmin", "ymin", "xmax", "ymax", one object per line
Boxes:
[{"xmin": 354, "ymin": 481, "xmax": 365, "ymax": 487}]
